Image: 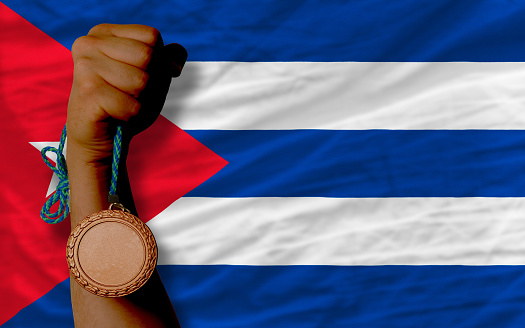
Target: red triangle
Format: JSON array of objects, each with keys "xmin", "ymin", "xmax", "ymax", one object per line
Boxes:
[
  {"xmin": 0, "ymin": 2, "xmax": 227, "ymax": 324},
  {"xmin": 130, "ymin": 116, "xmax": 228, "ymax": 222}
]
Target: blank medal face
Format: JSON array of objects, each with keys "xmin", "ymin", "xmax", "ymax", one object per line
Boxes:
[
  {"xmin": 78, "ymin": 221, "xmax": 145, "ymax": 286},
  {"xmin": 67, "ymin": 210, "xmax": 157, "ymax": 297}
]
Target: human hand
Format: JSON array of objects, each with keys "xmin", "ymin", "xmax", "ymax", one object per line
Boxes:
[{"xmin": 66, "ymin": 24, "xmax": 187, "ymax": 165}]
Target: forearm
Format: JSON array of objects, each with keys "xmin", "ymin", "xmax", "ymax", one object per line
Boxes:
[{"xmin": 67, "ymin": 140, "xmax": 180, "ymax": 328}]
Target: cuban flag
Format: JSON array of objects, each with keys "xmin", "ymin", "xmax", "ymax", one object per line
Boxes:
[{"xmin": 3, "ymin": 0, "xmax": 525, "ymax": 326}]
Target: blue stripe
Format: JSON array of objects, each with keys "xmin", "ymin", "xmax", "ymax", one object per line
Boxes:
[
  {"xmin": 7, "ymin": 265, "xmax": 525, "ymax": 327},
  {"xmin": 4, "ymin": 0, "xmax": 525, "ymax": 61},
  {"xmin": 185, "ymin": 130, "xmax": 525, "ymax": 198}
]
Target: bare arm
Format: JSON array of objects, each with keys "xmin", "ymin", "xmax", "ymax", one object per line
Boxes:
[{"xmin": 66, "ymin": 23, "xmax": 185, "ymax": 327}]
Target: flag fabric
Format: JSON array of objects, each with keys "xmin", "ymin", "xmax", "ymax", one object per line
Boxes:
[{"xmin": 3, "ymin": 0, "xmax": 525, "ymax": 327}]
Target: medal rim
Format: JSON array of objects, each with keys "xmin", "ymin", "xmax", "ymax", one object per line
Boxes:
[{"xmin": 67, "ymin": 209, "xmax": 157, "ymax": 297}]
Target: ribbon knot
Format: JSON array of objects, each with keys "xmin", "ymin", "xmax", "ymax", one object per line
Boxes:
[
  {"xmin": 40, "ymin": 124, "xmax": 122, "ymax": 224},
  {"xmin": 40, "ymin": 126, "xmax": 69, "ymax": 224}
]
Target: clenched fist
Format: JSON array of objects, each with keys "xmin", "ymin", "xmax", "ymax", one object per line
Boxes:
[{"xmin": 66, "ymin": 24, "xmax": 187, "ymax": 164}]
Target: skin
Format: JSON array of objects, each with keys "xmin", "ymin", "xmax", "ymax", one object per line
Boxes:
[{"xmin": 66, "ymin": 24, "xmax": 185, "ymax": 327}]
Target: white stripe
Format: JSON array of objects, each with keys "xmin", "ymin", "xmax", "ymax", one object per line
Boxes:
[
  {"xmin": 165, "ymin": 62, "xmax": 525, "ymax": 130},
  {"xmin": 148, "ymin": 197, "xmax": 525, "ymax": 265}
]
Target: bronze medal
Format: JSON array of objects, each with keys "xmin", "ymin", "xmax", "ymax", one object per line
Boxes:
[{"xmin": 67, "ymin": 204, "xmax": 157, "ymax": 297}]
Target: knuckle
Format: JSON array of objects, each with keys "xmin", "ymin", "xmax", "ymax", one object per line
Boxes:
[
  {"xmin": 73, "ymin": 57, "xmax": 93, "ymax": 76},
  {"xmin": 126, "ymin": 70, "xmax": 149, "ymax": 97},
  {"xmin": 77, "ymin": 78, "xmax": 100, "ymax": 98},
  {"xmin": 74, "ymin": 69, "xmax": 100, "ymax": 97},
  {"xmin": 88, "ymin": 23, "xmax": 110, "ymax": 35},
  {"xmin": 127, "ymin": 97, "xmax": 141, "ymax": 119},
  {"xmin": 130, "ymin": 70, "xmax": 149, "ymax": 96},
  {"xmin": 137, "ymin": 44, "xmax": 153, "ymax": 68},
  {"xmin": 142, "ymin": 26, "xmax": 160, "ymax": 46},
  {"xmin": 71, "ymin": 36, "xmax": 95, "ymax": 57}
]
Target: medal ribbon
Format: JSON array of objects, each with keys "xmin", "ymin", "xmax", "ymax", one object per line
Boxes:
[{"xmin": 40, "ymin": 124, "xmax": 123, "ymax": 224}]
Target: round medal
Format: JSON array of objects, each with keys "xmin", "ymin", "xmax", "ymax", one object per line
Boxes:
[{"xmin": 67, "ymin": 205, "xmax": 157, "ymax": 297}]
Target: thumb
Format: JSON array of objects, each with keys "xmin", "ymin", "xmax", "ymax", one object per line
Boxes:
[{"xmin": 164, "ymin": 43, "xmax": 188, "ymax": 77}]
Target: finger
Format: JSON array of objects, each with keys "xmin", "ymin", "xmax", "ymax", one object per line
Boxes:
[
  {"xmin": 90, "ymin": 36, "xmax": 154, "ymax": 70},
  {"xmin": 88, "ymin": 23, "xmax": 161, "ymax": 47},
  {"xmin": 95, "ymin": 56, "xmax": 150, "ymax": 98},
  {"xmin": 73, "ymin": 62, "xmax": 141, "ymax": 122},
  {"xmin": 163, "ymin": 43, "xmax": 188, "ymax": 77},
  {"xmin": 93, "ymin": 81, "xmax": 141, "ymax": 122}
]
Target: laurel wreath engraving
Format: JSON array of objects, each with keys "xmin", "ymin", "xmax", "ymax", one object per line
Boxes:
[{"xmin": 67, "ymin": 209, "xmax": 157, "ymax": 297}]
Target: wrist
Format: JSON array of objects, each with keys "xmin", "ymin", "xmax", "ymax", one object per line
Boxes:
[
  {"xmin": 67, "ymin": 143, "xmax": 127, "ymax": 229},
  {"xmin": 66, "ymin": 136, "xmax": 112, "ymax": 164}
]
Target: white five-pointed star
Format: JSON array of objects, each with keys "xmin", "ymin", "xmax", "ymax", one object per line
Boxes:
[{"xmin": 29, "ymin": 141, "xmax": 67, "ymax": 197}]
